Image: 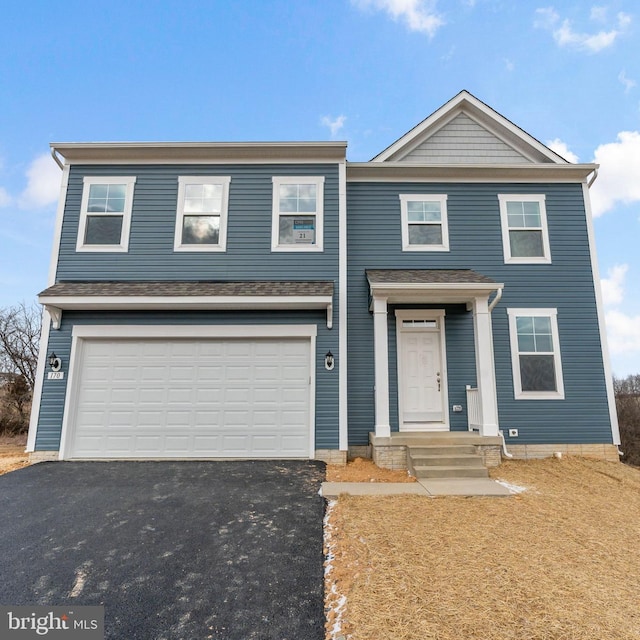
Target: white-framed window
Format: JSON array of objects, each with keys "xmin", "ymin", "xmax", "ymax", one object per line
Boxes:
[
  {"xmin": 174, "ymin": 176, "xmax": 231, "ymax": 252},
  {"xmin": 499, "ymin": 194, "xmax": 551, "ymax": 263},
  {"xmin": 271, "ymin": 176, "xmax": 324, "ymax": 252},
  {"xmin": 399, "ymin": 194, "xmax": 449, "ymax": 251},
  {"xmin": 507, "ymin": 308, "xmax": 565, "ymax": 400},
  {"xmin": 77, "ymin": 177, "xmax": 136, "ymax": 252}
]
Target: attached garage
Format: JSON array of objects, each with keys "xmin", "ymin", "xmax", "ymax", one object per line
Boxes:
[{"xmin": 60, "ymin": 325, "xmax": 317, "ymax": 459}]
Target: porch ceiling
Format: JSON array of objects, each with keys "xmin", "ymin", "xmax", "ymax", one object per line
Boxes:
[{"xmin": 366, "ymin": 269, "xmax": 503, "ymax": 305}]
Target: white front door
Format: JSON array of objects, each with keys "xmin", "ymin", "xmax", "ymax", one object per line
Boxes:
[{"xmin": 397, "ymin": 313, "xmax": 448, "ymax": 431}]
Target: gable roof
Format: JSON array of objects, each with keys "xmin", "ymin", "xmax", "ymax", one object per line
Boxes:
[{"xmin": 371, "ymin": 91, "xmax": 568, "ymax": 165}]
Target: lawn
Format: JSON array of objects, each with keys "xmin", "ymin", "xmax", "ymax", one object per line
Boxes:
[
  {"xmin": 325, "ymin": 457, "xmax": 640, "ymax": 640},
  {"xmin": 0, "ymin": 435, "xmax": 29, "ymax": 475}
]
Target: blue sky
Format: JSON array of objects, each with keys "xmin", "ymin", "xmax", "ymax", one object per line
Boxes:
[{"xmin": 0, "ymin": 0, "xmax": 638, "ymax": 375}]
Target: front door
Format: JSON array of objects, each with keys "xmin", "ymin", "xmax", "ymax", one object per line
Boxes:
[{"xmin": 397, "ymin": 313, "xmax": 448, "ymax": 431}]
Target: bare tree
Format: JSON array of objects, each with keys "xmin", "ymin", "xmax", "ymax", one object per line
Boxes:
[
  {"xmin": 0, "ymin": 302, "xmax": 41, "ymax": 390},
  {"xmin": 614, "ymin": 374, "xmax": 640, "ymax": 467}
]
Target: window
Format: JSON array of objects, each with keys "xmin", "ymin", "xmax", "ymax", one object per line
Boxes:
[
  {"xmin": 174, "ymin": 177, "xmax": 231, "ymax": 251},
  {"xmin": 399, "ymin": 194, "xmax": 449, "ymax": 251},
  {"xmin": 272, "ymin": 177, "xmax": 324, "ymax": 251},
  {"xmin": 499, "ymin": 194, "xmax": 551, "ymax": 263},
  {"xmin": 508, "ymin": 308, "xmax": 564, "ymax": 399},
  {"xmin": 77, "ymin": 177, "xmax": 136, "ymax": 252}
]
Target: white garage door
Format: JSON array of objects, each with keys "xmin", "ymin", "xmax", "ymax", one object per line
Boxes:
[{"xmin": 68, "ymin": 338, "xmax": 311, "ymax": 459}]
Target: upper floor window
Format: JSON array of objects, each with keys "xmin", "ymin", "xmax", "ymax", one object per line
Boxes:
[
  {"xmin": 399, "ymin": 194, "xmax": 449, "ymax": 251},
  {"xmin": 174, "ymin": 176, "xmax": 231, "ymax": 252},
  {"xmin": 499, "ymin": 194, "xmax": 551, "ymax": 263},
  {"xmin": 271, "ymin": 176, "xmax": 324, "ymax": 252},
  {"xmin": 77, "ymin": 177, "xmax": 136, "ymax": 252},
  {"xmin": 507, "ymin": 308, "xmax": 565, "ymax": 400}
]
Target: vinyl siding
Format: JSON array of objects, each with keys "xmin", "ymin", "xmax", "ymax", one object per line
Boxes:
[
  {"xmin": 346, "ymin": 181, "xmax": 612, "ymax": 446},
  {"xmin": 35, "ymin": 310, "xmax": 338, "ymax": 451}
]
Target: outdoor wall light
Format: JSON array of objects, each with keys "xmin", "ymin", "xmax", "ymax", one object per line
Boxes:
[
  {"xmin": 325, "ymin": 351, "xmax": 335, "ymax": 371},
  {"xmin": 48, "ymin": 352, "xmax": 62, "ymax": 372}
]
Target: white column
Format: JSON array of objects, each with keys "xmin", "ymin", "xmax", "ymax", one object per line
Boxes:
[
  {"xmin": 472, "ymin": 296, "xmax": 499, "ymax": 437},
  {"xmin": 373, "ymin": 296, "xmax": 391, "ymax": 438}
]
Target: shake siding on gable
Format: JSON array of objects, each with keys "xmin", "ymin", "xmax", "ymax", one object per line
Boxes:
[
  {"xmin": 346, "ymin": 181, "xmax": 612, "ymax": 446},
  {"xmin": 401, "ymin": 114, "xmax": 530, "ymax": 164}
]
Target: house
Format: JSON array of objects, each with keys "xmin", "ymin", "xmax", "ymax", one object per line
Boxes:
[{"xmin": 27, "ymin": 91, "xmax": 620, "ymax": 467}]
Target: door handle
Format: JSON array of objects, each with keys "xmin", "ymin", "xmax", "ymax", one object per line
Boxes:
[{"xmin": 436, "ymin": 372, "xmax": 441, "ymax": 392}]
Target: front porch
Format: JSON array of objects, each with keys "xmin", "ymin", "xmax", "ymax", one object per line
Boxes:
[{"xmin": 370, "ymin": 431, "xmax": 504, "ymax": 475}]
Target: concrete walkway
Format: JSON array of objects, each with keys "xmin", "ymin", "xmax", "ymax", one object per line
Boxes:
[{"xmin": 321, "ymin": 477, "xmax": 513, "ymax": 498}]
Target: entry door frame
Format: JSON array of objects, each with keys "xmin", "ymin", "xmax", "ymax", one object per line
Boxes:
[{"xmin": 395, "ymin": 309, "xmax": 449, "ymax": 432}]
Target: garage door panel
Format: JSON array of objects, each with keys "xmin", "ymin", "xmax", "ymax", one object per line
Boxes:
[{"xmin": 69, "ymin": 337, "xmax": 311, "ymax": 458}]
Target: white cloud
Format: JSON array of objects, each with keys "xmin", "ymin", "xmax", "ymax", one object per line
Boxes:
[
  {"xmin": 619, "ymin": 70, "xmax": 636, "ymax": 93},
  {"xmin": 534, "ymin": 7, "xmax": 630, "ymax": 53},
  {"xmin": 18, "ymin": 153, "xmax": 60, "ymax": 210},
  {"xmin": 590, "ymin": 6, "xmax": 607, "ymax": 23},
  {"xmin": 590, "ymin": 131, "xmax": 640, "ymax": 216},
  {"xmin": 546, "ymin": 138, "xmax": 579, "ymax": 163},
  {"xmin": 504, "ymin": 58, "xmax": 515, "ymax": 72},
  {"xmin": 321, "ymin": 115, "xmax": 347, "ymax": 138},
  {"xmin": 0, "ymin": 187, "xmax": 11, "ymax": 207},
  {"xmin": 601, "ymin": 264, "xmax": 628, "ymax": 306},
  {"xmin": 353, "ymin": 0, "xmax": 444, "ymax": 37},
  {"xmin": 605, "ymin": 309, "xmax": 640, "ymax": 355}
]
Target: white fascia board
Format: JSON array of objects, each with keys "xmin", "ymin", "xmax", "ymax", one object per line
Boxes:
[
  {"xmin": 50, "ymin": 141, "xmax": 347, "ymax": 165},
  {"xmin": 347, "ymin": 163, "xmax": 598, "ymax": 183},
  {"xmin": 338, "ymin": 160, "xmax": 348, "ymax": 450},
  {"xmin": 41, "ymin": 295, "xmax": 334, "ymax": 328},
  {"xmin": 368, "ymin": 282, "xmax": 503, "ymax": 308}
]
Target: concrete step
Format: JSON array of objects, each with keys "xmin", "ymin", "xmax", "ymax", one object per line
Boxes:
[
  {"xmin": 370, "ymin": 432, "xmax": 503, "ymax": 447},
  {"xmin": 410, "ymin": 454, "xmax": 486, "ymax": 468},
  {"xmin": 408, "ymin": 445, "xmax": 477, "ymax": 456},
  {"xmin": 412, "ymin": 465, "xmax": 489, "ymax": 479}
]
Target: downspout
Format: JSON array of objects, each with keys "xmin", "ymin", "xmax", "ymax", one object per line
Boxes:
[
  {"xmin": 487, "ymin": 286, "xmax": 512, "ymax": 457},
  {"xmin": 587, "ymin": 167, "xmax": 598, "ymax": 188},
  {"xmin": 50, "ymin": 147, "xmax": 64, "ymax": 170}
]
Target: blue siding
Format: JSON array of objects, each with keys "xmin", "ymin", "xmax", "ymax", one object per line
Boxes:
[
  {"xmin": 35, "ymin": 310, "xmax": 338, "ymax": 451},
  {"xmin": 346, "ymin": 181, "xmax": 612, "ymax": 446},
  {"xmin": 56, "ymin": 164, "xmax": 339, "ymax": 282}
]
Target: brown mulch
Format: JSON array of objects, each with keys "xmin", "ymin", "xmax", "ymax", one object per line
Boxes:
[
  {"xmin": 0, "ymin": 435, "xmax": 30, "ymax": 475},
  {"xmin": 325, "ymin": 457, "xmax": 640, "ymax": 640},
  {"xmin": 326, "ymin": 457, "xmax": 417, "ymax": 483}
]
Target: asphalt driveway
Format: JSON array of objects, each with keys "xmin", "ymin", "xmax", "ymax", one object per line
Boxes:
[{"xmin": 0, "ymin": 460, "xmax": 326, "ymax": 639}]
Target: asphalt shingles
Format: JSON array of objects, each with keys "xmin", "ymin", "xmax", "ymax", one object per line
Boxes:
[{"xmin": 0, "ymin": 461, "xmax": 326, "ymax": 639}]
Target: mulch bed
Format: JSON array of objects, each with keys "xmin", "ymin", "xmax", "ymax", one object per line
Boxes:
[{"xmin": 325, "ymin": 457, "xmax": 640, "ymax": 639}]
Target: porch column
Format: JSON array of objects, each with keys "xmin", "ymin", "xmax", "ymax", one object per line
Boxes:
[
  {"xmin": 373, "ymin": 296, "xmax": 391, "ymax": 438},
  {"xmin": 472, "ymin": 296, "xmax": 499, "ymax": 437}
]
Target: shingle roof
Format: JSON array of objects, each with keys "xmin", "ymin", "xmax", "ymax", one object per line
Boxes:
[
  {"xmin": 39, "ymin": 280, "xmax": 334, "ymax": 298},
  {"xmin": 366, "ymin": 269, "xmax": 496, "ymax": 285}
]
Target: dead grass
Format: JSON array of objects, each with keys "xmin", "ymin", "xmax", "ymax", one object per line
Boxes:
[
  {"xmin": 326, "ymin": 457, "xmax": 640, "ymax": 640},
  {"xmin": 0, "ymin": 435, "xmax": 29, "ymax": 475},
  {"xmin": 326, "ymin": 457, "xmax": 417, "ymax": 483}
]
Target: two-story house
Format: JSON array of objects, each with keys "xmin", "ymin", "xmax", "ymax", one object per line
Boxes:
[{"xmin": 27, "ymin": 91, "xmax": 620, "ymax": 468}]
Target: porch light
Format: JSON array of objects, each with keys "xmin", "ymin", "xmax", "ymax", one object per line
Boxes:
[
  {"xmin": 325, "ymin": 351, "xmax": 335, "ymax": 371},
  {"xmin": 48, "ymin": 352, "xmax": 62, "ymax": 372}
]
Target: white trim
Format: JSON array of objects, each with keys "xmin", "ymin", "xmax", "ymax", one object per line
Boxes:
[
  {"xmin": 71, "ymin": 324, "xmax": 317, "ymax": 339},
  {"xmin": 582, "ymin": 182, "xmax": 620, "ymax": 445},
  {"xmin": 498, "ymin": 194, "xmax": 551, "ymax": 264},
  {"xmin": 76, "ymin": 176, "xmax": 136, "ymax": 252},
  {"xmin": 47, "ymin": 164, "xmax": 70, "ymax": 285},
  {"xmin": 26, "ymin": 309, "xmax": 52, "ymax": 452},
  {"xmin": 507, "ymin": 308, "xmax": 565, "ymax": 400},
  {"xmin": 271, "ymin": 176, "xmax": 324, "ymax": 252},
  {"xmin": 59, "ymin": 324, "xmax": 318, "ymax": 461},
  {"xmin": 399, "ymin": 194, "xmax": 449, "ymax": 252},
  {"xmin": 173, "ymin": 176, "xmax": 231, "ymax": 252},
  {"xmin": 38, "ymin": 294, "xmax": 334, "ymax": 329},
  {"xmin": 338, "ymin": 160, "xmax": 348, "ymax": 451},
  {"xmin": 395, "ymin": 309, "xmax": 449, "ymax": 431},
  {"xmin": 373, "ymin": 297, "xmax": 391, "ymax": 437}
]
